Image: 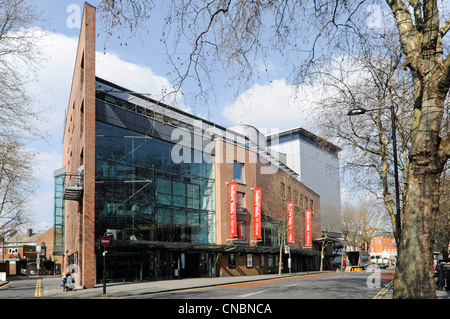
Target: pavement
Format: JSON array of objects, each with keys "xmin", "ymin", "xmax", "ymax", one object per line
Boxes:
[{"xmin": 1, "ymin": 271, "xmax": 449, "ymax": 299}]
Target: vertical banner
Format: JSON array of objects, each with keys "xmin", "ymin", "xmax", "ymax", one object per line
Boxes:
[
  {"xmin": 253, "ymin": 187, "xmax": 262, "ymax": 240},
  {"xmin": 287, "ymin": 201, "xmax": 295, "ymax": 244},
  {"xmin": 229, "ymin": 182, "xmax": 237, "ymax": 238},
  {"xmin": 305, "ymin": 210, "xmax": 312, "ymax": 247}
]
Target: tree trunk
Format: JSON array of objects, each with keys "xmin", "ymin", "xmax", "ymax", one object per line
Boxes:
[
  {"xmin": 278, "ymin": 241, "xmax": 283, "ymax": 276},
  {"xmin": 393, "ymin": 74, "xmax": 448, "ymax": 298},
  {"xmin": 320, "ymin": 241, "xmax": 325, "ymax": 272},
  {"xmin": 393, "ymin": 167, "xmax": 441, "ymax": 298}
]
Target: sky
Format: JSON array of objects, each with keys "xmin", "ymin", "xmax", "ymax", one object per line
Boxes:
[
  {"xmin": 21, "ymin": 0, "xmax": 413, "ymax": 230},
  {"xmin": 21, "ymin": 0, "xmax": 327, "ymax": 231}
]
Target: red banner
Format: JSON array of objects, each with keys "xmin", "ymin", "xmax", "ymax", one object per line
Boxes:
[
  {"xmin": 229, "ymin": 182, "xmax": 237, "ymax": 237},
  {"xmin": 287, "ymin": 202, "xmax": 294, "ymax": 244},
  {"xmin": 305, "ymin": 210, "xmax": 312, "ymax": 247},
  {"xmin": 253, "ymin": 187, "xmax": 262, "ymax": 240}
]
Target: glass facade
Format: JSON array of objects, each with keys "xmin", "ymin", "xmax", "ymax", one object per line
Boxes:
[
  {"xmin": 86, "ymin": 87, "xmax": 320, "ymax": 281},
  {"xmin": 95, "ymin": 121, "xmax": 216, "ymax": 245},
  {"xmin": 53, "ymin": 169, "xmax": 65, "ymax": 255}
]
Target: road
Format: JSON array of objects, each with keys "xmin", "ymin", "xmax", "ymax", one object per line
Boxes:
[
  {"xmin": 0, "ymin": 268, "xmax": 394, "ymax": 299},
  {"xmin": 0, "ymin": 276, "xmax": 44, "ymax": 299},
  {"xmin": 130, "ymin": 268, "xmax": 395, "ymax": 299}
]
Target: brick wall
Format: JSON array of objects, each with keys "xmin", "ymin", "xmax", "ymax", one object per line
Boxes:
[
  {"xmin": 214, "ymin": 138, "xmax": 321, "ymax": 276},
  {"xmin": 62, "ymin": 3, "xmax": 96, "ymax": 288}
]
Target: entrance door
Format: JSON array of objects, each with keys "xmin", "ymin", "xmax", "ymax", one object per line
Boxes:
[
  {"xmin": 184, "ymin": 252, "xmax": 200, "ymax": 278},
  {"xmin": 206, "ymin": 252, "xmax": 216, "ymax": 277}
]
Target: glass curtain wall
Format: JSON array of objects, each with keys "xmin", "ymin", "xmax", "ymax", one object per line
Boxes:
[
  {"xmin": 95, "ymin": 121, "xmax": 215, "ymax": 245},
  {"xmin": 53, "ymin": 170, "xmax": 65, "ymax": 256}
]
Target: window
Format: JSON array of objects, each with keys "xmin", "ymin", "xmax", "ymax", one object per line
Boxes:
[
  {"xmin": 233, "ymin": 162, "xmax": 244, "ymax": 182},
  {"xmin": 237, "ymin": 221, "xmax": 245, "ymax": 240},
  {"xmin": 268, "ymin": 255, "xmax": 274, "ymax": 267},
  {"xmin": 237, "ymin": 192, "xmax": 245, "ymax": 213},
  {"xmin": 8, "ymin": 248, "xmax": 18, "ymax": 254},
  {"xmin": 246, "ymin": 254, "xmax": 253, "ymax": 268},
  {"xmin": 187, "ymin": 184, "xmax": 200, "ymax": 209},
  {"xmin": 173, "ymin": 181, "xmax": 186, "ymax": 208},
  {"xmin": 156, "ymin": 178, "xmax": 172, "ymax": 205},
  {"xmin": 228, "ymin": 253, "xmax": 236, "ymax": 268}
]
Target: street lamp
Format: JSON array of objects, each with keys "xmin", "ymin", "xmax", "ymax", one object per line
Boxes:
[
  {"xmin": 348, "ymin": 106, "xmax": 401, "ymax": 246},
  {"xmin": 347, "ymin": 108, "xmax": 368, "ymax": 116}
]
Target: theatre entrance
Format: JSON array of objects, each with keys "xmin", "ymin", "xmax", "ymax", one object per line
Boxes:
[{"xmin": 96, "ymin": 249, "xmax": 217, "ymax": 283}]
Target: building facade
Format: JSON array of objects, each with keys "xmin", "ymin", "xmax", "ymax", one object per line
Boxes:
[
  {"xmin": 58, "ymin": 3, "xmax": 325, "ymax": 288},
  {"xmin": 0, "ymin": 228, "xmax": 62, "ymax": 276},
  {"xmin": 267, "ymin": 128, "xmax": 342, "ymax": 234},
  {"xmin": 369, "ymin": 233, "xmax": 397, "ymax": 265}
]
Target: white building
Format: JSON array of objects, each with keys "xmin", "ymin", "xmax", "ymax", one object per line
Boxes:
[{"xmin": 267, "ymin": 127, "xmax": 342, "ymax": 233}]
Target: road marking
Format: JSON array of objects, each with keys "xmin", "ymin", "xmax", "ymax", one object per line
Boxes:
[
  {"xmin": 35, "ymin": 279, "xmax": 42, "ymax": 297},
  {"xmin": 0, "ymin": 281, "xmax": 12, "ymax": 289},
  {"xmin": 373, "ymin": 280, "xmax": 393, "ymax": 299},
  {"xmin": 237, "ymin": 289, "xmax": 269, "ymax": 298},
  {"xmin": 218, "ymin": 272, "xmax": 334, "ymax": 289}
]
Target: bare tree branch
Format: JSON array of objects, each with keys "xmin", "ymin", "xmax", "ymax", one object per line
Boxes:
[{"xmin": 440, "ymin": 17, "xmax": 450, "ymax": 37}]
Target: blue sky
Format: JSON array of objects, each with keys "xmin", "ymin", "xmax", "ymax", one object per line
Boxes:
[{"xmin": 27, "ymin": 1, "xmax": 384, "ymax": 230}]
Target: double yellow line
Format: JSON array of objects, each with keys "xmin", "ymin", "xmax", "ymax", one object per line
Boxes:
[
  {"xmin": 373, "ymin": 280, "xmax": 393, "ymax": 299},
  {"xmin": 35, "ymin": 279, "xmax": 42, "ymax": 297}
]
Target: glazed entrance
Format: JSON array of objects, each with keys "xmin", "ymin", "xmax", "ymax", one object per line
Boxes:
[{"xmin": 95, "ymin": 249, "xmax": 217, "ymax": 283}]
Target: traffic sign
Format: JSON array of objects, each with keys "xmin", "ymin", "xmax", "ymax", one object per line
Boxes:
[{"xmin": 101, "ymin": 235, "xmax": 110, "ymax": 247}]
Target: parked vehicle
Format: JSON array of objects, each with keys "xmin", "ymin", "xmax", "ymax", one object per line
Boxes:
[
  {"xmin": 436, "ymin": 259, "xmax": 450, "ymax": 291},
  {"xmin": 346, "ymin": 251, "xmax": 369, "ymax": 270},
  {"xmin": 333, "ymin": 251, "xmax": 369, "ymax": 270},
  {"xmin": 375, "ymin": 263, "xmax": 388, "ymax": 269}
]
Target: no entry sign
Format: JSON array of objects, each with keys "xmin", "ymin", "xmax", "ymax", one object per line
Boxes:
[{"xmin": 101, "ymin": 235, "xmax": 110, "ymax": 247}]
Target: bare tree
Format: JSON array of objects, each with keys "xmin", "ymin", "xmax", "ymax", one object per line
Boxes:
[
  {"xmin": 319, "ymin": 200, "xmax": 341, "ymax": 271},
  {"xmin": 0, "ymin": 138, "xmax": 36, "ymax": 240},
  {"xmin": 0, "ymin": 0, "xmax": 46, "ymax": 240},
  {"xmin": 342, "ymin": 196, "xmax": 388, "ymax": 252},
  {"xmin": 98, "ymin": 0, "xmax": 450, "ymax": 298},
  {"xmin": 313, "ymin": 49, "xmax": 413, "ymax": 248},
  {"xmin": 0, "ymin": 0, "xmax": 46, "ymax": 139}
]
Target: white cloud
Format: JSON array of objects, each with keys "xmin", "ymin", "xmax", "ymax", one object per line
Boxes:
[
  {"xmin": 222, "ymin": 79, "xmax": 321, "ymax": 132},
  {"xmin": 96, "ymin": 51, "xmax": 189, "ymax": 111},
  {"xmin": 28, "ymin": 31, "xmax": 78, "ymax": 143},
  {"xmin": 26, "ymin": 29, "xmax": 183, "ymax": 225}
]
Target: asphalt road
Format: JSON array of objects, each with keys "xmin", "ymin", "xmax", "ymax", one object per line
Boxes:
[
  {"xmin": 129, "ymin": 269, "xmax": 395, "ymax": 299},
  {"xmin": 0, "ymin": 268, "xmax": 394, "ymax": 300},
  {"xmin": 0, "ymin": 276, "xmax": 43, "ymax": 299}
]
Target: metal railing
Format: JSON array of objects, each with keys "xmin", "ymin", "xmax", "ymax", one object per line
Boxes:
[{"xmin": 63, "ymin": 172, "xmax": 83, "ymax": 201}]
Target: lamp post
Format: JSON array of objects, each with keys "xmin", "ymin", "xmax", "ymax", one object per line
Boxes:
[{"xmin": 347, "ymin": 106, "xmax": 401, "ymax": 246}]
